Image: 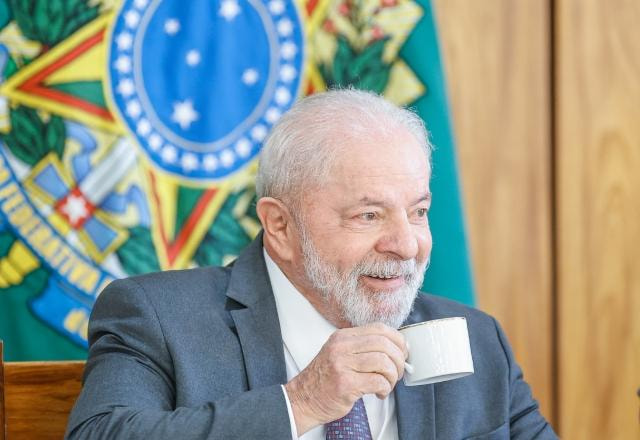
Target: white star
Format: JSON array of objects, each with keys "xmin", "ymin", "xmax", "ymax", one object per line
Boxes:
[
  {"xmin": 124, "ymin": 10, "xmax": 140, "ymax": 28},
  {"xmin": 277, "ymin": 18, "xmax": 293, "ymax": 36},
  {"xmin": 117, "ymin": 79, "xmax": 135, "ymax": 97},
  {"xmin": 242, "ymin": 68, "xmax": 259, "ymax": 85},
  {"xmin": 116, "ymin": 32, "xmax": 133, "ymax": 51},
  {"xmin": 114, "ymin": 55, "xmax": 132, "ymax": 73},
  {"xmin": 137, "ymin": 118, "xmax": 151, "ymax": 136},
  {"xmin": 134, "ymin": 0, "xmax": 149, "ymax": 8},
  {"xmin": 275, "ymin": 87, "xmax": 291, "ymax": 106},
  {"xmin": 186, "ymin": 50, "xmax": 201, "ymax": 66},
  {"xmin": 181, "ymin": 153, "xmax": 199, "ymax": 171},
  {"xmin": 279, "ymin": 64, "xmax": 297, "ymax": 82},
  {"xmin": 269, "ymin": 0, "xmax": 285, "ymax": 14},
  {"xmin": 203, "ymin": 154, "xmax": 219, "ymax": 171},
  {"xmin": 149, "ymin": 133, "xmax": 163, "ymax": 151},
  {"xmin": 161, "ymin": 145, "xmax": 177, "ymax": 163},
  {"xmin": 126, "ymin": 100, "xmax": 142, "ymax": 118},
  {"xmin": 220, "ymin": 150, "xmax": 235, "ymax": 167},
  {"xmin": 61, "ymin": 194, "xmax": 89, "ymax": 225},
  {"xmin": 235, "ymin": 138, "xmax": 252, "ymax": 157},
  {"xmin": 171, "ymin": 100, "xmax": 199, "ymax": 130},
  {"xmin": 280, "ymin": 41, "xmax": 297, "ymax": 60},
  {"xmin": 251, "ymin": 125, "xmax": 267, "ymax": 141},
  {"xmin": 219, "ymin": 0, "xmax": 241, "ymax": 21},
  {"xmin": 265, "ymin": 107, "xmax": 281, "ymax": 123},
  {"xmin": 164, "ymin": 18, "xmax": 180, "ymax": 35}
]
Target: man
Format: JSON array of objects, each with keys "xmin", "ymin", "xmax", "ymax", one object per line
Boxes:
[{"xmin": 66, "ymin": 90, "xmax": 557, "ymax": 439}]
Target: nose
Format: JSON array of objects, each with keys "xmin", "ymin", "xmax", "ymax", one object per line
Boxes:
[{"xmin": 374, "ymin": 213, "xmax": 421, "ymax": 260}]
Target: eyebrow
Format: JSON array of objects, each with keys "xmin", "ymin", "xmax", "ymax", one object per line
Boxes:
[
  {"xmin": 357, "ymin": 192, "xmax": 432, "ymax": 207},
  {"xmin": 414, "ymin": 192, "xmax": 432, "ymax": 205}
]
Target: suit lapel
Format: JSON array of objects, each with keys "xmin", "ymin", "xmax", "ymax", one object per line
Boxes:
[
  {"xmin": 395, "ymin": 300, "xmax": 437, "ymax": 440},
  {"xmin": 227, "ymin": 235, "xmax": 288, "ymax": 389},
  {"xmin": 395, "ymin": 381, "xmax": 436, "ymax": 440},
  {"xmin": 230, "ymin": 306, "xmax": 287, "ymax": 389}
]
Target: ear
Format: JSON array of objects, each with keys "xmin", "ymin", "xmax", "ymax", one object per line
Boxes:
[{"xmin": 256, "ymin": 197, "xmax": 297, "ymax": 262}]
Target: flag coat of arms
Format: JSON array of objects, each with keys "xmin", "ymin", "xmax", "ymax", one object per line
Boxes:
[{"xmin": 0, "ymin": 0, "xmax": 473, "ymax": 360}]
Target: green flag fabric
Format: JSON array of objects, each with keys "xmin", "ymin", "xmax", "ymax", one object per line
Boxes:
[
  {"xmin": 0, "ymin": 0, "xmax": 473, "ymax": 361},
  {"xmin": 406, "ymin": 2, "xmax": 474, "ymax": 305}
]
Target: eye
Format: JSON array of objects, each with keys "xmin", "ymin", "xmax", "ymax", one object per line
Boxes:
[
  {"xmin": 359, "ymin": 212, "xmax": 378, "ymax": 221},
  {"xmin": 416, "ymin": 208, "xmax": 428, "ymax": 218}
]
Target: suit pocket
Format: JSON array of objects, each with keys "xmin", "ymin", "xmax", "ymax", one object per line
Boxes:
[{"xmin": 462, "ymin": 422, "xmax": 509, "ymax": 440}]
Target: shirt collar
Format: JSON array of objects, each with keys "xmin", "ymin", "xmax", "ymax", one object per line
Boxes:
[{"xmin": 263, "ymin": 248, "xmax": 336, "ymax": 371}]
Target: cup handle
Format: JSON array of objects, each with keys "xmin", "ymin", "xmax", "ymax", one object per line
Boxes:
[{"xmin": 404, "ymin": 362, "xmax": 414, "ymax": 374}]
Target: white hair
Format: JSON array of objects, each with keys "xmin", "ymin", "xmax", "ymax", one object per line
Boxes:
[{"xmin": 255, "ymin": 89, "xmax": 432, "ymax": 202}]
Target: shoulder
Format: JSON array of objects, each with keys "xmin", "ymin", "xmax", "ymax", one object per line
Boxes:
[
  {"xmin": 96, "ymin": 265, "xmax": 233, "ymax": 316},
  {"xmin": 411, "ymin": 293, "xmax": 504, "ymax": 352},
  {"xmin": 114, "ymin": 265, "xmax": 231, "ymax": 293},
  {"xmin": 89, "ymin": 265, "xmax": 241, "ymax": 350},
  {"xmin": 413, "ymin": 293, "xmax": 496, "ymax": 325}
]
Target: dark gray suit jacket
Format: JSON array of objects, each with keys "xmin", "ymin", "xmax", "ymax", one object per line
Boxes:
[{"xmin": 66, "ymin": 237, "xmax": 557, "ymax": 439}]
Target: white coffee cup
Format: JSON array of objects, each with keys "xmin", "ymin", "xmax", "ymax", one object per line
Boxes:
[{"xmin": 399, "ymin": 317, "xmax": 474, "ymax": 386}]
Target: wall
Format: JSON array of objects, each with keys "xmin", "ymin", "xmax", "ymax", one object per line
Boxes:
[
  {"xmin": 433, "ymin": 0, "xmax": 554, "ymax": 422},
  {"xmin": 433, "ymin": 1, "xmax": 640, "ymax": 438},
  {"xmin": 556, "ymin": 0, "xmax": 640, "ymax": 438}
]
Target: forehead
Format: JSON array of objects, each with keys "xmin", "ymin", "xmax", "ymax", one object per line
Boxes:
[
  {"xmin": 331, "ymin": 128, "xmax": 429, "ymax": 179},
  {"xmin": 315, "ymin": 128, "xmax": 431, "ymax": 204}
]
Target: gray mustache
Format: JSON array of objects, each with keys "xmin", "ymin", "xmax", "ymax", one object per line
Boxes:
[{"xmin": 354, "ymin": 259, "xmax": 420, "ymax": 279}]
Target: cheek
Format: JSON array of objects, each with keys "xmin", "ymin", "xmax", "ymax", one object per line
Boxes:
[
  {"xmin": 418, "ymin": 228, "xmax": 433, "ymax": 259},
  {"xmin": 325, "ymin": 242, "xmax": 375, "ymax": 273},
  {"xmin": 333, "ymin": 246, "xmax": 369, "ymax": 270}
]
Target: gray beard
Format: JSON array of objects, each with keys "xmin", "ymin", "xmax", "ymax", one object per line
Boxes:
[{"xmin": 299, "ymin": 227, "xmax": 428, "ymax": 329}]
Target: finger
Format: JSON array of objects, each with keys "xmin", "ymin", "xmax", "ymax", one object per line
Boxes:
[
  {"xmin": 326, "ymin": 327, "xmax": 407, "ymax": 377},
  {"xmin": 353, "ymin": 372, "xmax": 393, "ymax": 399},
  {"xmin": 335, "ymin": 322, "xmax": 407, "ymax": 353},
  {"xmin": 350, "ymin": 351, "xmax": 399, "ymax": 386},
  {"xmin": 346, "ymin": 323, "xmax": 409, "ymax": 358},
  {"xmin": 346, "ymin": 334, "xmax": 406, "ymax": 377}
]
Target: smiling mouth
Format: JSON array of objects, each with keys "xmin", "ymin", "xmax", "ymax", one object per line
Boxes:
[{"xmin": 361, "ymin": 274, "xmax": 406, "ymax": 289}]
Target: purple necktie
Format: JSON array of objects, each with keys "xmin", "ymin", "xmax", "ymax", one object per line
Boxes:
[{"xmin": 325, "ymin": 398, "xmax": 373, "ymax": 440}]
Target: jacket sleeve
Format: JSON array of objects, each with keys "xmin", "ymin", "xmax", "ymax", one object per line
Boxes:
[
  {"xmin": 65, "ymin": 277, "xmax": 293, "ymax": 440},
  {"xmin": 492, "ymin": 318, "xmax": 558, "ymax": 439}
]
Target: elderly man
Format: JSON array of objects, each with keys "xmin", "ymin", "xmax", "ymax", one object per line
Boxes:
[{"xmin": 66, "ymin": 90, "xmax": 557, "ymax": 439}]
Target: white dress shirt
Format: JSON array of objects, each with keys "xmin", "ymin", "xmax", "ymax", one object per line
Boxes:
[{"xmin": 264, "ymin": 250, "xmax": 399, "ymax": 440}]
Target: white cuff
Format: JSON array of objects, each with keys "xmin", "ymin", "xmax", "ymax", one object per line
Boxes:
[{"xmin": 281, "ymin": 384, "xmax": 299, "ymax": 440}]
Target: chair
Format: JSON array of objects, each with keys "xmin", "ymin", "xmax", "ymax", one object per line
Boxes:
[{"xmin": 0, "ymin": 340, "xmax": 85, "ymax": 439}]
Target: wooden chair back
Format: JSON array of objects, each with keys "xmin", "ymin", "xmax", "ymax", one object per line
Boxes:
[{"xmin": 0, "ymin": 340, "xmax": 85, "ymax": 439}]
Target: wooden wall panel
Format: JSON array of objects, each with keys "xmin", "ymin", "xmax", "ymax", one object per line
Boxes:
[
  {"xmin": 432, "ymin": 0, "xmax": 554, "ymax": 422},
  {"xmin": 556, "ymin": 0, "xmax": 640, "ymax": 438}
]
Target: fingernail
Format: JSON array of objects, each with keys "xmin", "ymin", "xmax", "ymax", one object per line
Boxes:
[{"xmin": 404, "ymin": 362, "xmax": 414, "ymax": 374}]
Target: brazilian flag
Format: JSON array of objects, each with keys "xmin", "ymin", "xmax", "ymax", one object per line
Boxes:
[{"xmin": 0, "ymin": 0, "xmax": 472, "ymax": 361}]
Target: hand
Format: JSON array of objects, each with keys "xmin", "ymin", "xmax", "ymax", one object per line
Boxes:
[{"xmin": 284, "ymin": 322, "xmax": 408, "ymax": 435}]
